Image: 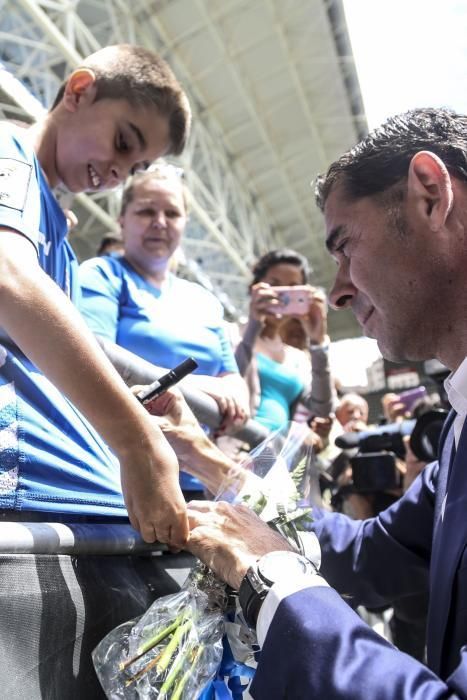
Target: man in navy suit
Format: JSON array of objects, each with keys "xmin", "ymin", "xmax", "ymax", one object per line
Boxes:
[{"xmin": 185, "ymin": 108, "xmax": 467, "ymax": 698}]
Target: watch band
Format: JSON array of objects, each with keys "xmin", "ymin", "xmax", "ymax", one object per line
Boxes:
[
  {"xmin": 238, "ymin": 551, "xmax": 318, "ymax": 629},
  {"xmin": 238, "ymin": 565, "xmax": 269, "ymax": 629}
]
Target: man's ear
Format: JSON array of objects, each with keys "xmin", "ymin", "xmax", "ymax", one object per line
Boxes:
[
  {"xmin": 62, "ymin": 68, "xmax": 97, "ymax": 112},
  {"xmin": 407, "ymin": 151, "xmax": 454, "ymax": 230}
]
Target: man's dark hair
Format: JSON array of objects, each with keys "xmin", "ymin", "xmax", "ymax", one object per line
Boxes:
[
  {"xmin": 315, "ymin": 108, "xmax": 467, "ymax": 211},
  {"xmin": 251, "ymin": 248, "xmax": 311, "ymax": 287},
  {"xmin": 51, "ymin": 45, "xmax": 191, "ymax": 156}
]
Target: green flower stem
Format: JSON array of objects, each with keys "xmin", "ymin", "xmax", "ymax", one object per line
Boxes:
[
  {"xmin": 119, "ymin": 612, "xmax": 187, "ymax": 672},
  {"xmin": 138, "ymin": 613, "xmax": 187, "ymax": 656},
  {"xmin": 158, "ymin": 642, "xmax": 195, "ymax": 700},
  {"xmin": 171, "ymin": 645, "xmax": 204, "ymax": 700},
  {"xmin": 156, "ymin": 618, "xmax": 193, "ymax": 675}
]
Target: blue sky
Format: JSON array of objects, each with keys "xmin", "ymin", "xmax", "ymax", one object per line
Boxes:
[{"xmin": 330, "ymin": 0, "xmax": 467, "ymax": 387}]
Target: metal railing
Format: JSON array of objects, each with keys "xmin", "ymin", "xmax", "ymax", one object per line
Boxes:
[
  {"xmin": 0, "ymin": 521, "xmax": 162, "ymax": 555},
  {"xmin": 98, "ymin": 337, "xmax": 270, "ymax": 447},
  {"xmin": 0, "ymin": 340, "xmax": 270, "ymax": 554}
]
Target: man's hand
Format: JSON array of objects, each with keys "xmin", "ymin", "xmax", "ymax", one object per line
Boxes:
[
  {"xmin": 186, "ymin": 501, "xmax": 293, "ymax": 589},
  {"xmin": 381, "ymin": 392, "xmax": 409, "ymax": 422},
  {"xmin": 310, "ymin": 415, "xmax": 334, "ymax": 442},
  {"xmin": 303, "ymin": 428, "xmax": 324, "ymax": 453}
]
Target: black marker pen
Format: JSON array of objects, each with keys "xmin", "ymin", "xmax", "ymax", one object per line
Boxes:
[{"xmin": 136, "ymin": 357, "xmax": 198, "ymax": 406}]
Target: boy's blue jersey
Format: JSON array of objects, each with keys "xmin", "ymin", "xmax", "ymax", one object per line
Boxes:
[{"xmin": 0, "ymin": 122, "xmax": 125, "ymax": 515}]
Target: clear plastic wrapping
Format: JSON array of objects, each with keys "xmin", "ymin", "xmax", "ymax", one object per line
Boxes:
[
  {"xmin": 93, "ymin": 576, "xmax": 225, "ymax": 699},
  {"xmin": 93, "ymin": 421, "xmax": 317, "ymax": 699}
]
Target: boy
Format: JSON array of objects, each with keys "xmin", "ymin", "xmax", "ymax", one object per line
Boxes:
[{"xmin": 0, "ymin": 44, "xmax": 191, "ymax": 547}]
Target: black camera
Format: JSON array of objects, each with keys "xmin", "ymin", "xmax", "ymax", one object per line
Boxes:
[{"xmin": 334, "ymin": 408, "xmax": 448, "ymax": 494}]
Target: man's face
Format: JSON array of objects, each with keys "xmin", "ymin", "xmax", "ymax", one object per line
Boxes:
[
  {"xmin": 55, "ymin": 97, "xmax": 170, "ymax": 193},
  {"xmin": 324, "ymin": 183, "xmax": 439, "ymax": 362},
  {"xmin": 336, "ymin": 397, "xmax": 368, "ymax": 428}
]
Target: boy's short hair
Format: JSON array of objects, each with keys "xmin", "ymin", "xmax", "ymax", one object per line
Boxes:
[{"xmin": 51, "ymin": 44, "xmax": 191, "ymax": 156}]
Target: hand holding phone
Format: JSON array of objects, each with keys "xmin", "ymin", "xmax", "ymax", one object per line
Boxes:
[
  {"xmin": 398, "ymin": 386, "xmax": 428, "ymax": 414},
  {"xmin": 266, "ymin": 286, "xmax": 310, "ymax": 316}
]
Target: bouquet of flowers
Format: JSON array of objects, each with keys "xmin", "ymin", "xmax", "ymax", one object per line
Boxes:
[{"xmin": 93, "ymin": 422, "xmax": 318, "ymax": 699}]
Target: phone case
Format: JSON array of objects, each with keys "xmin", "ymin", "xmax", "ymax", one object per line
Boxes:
[{"xmin": 269, "ymin": 286, "xmax": 309, "ymax": 315}]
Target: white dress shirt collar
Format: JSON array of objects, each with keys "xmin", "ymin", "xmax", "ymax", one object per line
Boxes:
[{"xmin": 444, "ymin": 356, "xmax": 467, "ymax": 447}]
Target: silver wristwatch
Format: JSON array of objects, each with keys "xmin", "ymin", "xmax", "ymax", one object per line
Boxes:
[{"xmin": 238, "ymin": 550, "xmax": 317, "ymax": 628}]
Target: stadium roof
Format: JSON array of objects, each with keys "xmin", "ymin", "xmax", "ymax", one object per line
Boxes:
[{"xmin": 0, "ymin": 0, "xmax": 367, "ymax": 339}]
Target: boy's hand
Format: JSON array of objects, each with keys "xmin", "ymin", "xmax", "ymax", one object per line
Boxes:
[{"xmin": 119, "ymin": 434, "xmax": 188, "ymax": 547}]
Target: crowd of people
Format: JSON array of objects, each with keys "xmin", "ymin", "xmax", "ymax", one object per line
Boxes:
[{"xmin": 1, "ymin": 38, "xmax": 467, "ymax": 700}]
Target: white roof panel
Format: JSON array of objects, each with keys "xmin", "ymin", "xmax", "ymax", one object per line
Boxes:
[{"xmin": 0, "ymin": 0, "xmax": 367, "ymax": 339}]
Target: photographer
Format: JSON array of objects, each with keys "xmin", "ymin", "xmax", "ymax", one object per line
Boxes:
[
  {"xmin": 235, "ymin": 248, "xmax": 335, "ymax": 432},
  {"xmin": 186, "ymin": 108, "xmax": 467, "ymax": 699}
]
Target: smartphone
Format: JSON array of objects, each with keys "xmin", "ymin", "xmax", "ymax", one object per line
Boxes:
[
  {"xmin": 398, "ymin": 386, "xmax": 427, "ymax": 414},
  {"xmin": 267, "ymin": 286, "xmax": 309, "ymax": 316}
]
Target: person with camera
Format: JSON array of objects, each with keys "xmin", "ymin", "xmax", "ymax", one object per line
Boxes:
[
  {"xmin": 182, "ymin": 108, "xmax": 467, "ymax": 698},
  {"xmin": 235, "ymin": 248, "xmax": 335, "ymax": 432}
]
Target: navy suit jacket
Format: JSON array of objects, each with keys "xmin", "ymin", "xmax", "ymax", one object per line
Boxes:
[{"xmin": 251, "ymin": 411, "xmax": 467, "ymax": 699}]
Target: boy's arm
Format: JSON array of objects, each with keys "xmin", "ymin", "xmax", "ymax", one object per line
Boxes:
[
  {"xmin": 0, "ymin": 229, "xmax": 188, "ymax": 547},
  {"xmin": 137, "ymin": 387, "xmax": 246, "ymax": 495}
]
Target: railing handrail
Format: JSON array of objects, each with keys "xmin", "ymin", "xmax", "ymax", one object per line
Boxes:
[
  {"xmin": 98, "ymin": 337, "xmax": 270, "ymax": 447},
  {"xmin": 0, "ymin": 522, "xmax": 164, "ymax": 555}
]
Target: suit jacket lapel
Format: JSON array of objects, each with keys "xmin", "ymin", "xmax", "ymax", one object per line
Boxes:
[
  {"xmin": 428, "ymin": 410, "xmax": 466, "ymax": 674},
  {"xmin": 434, "ymin": 410, "xmax": 456, "ymax": 525}
]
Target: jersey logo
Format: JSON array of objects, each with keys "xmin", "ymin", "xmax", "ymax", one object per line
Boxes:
[
  {"xmin": 0, "ymin": 158, "xmax": 32, "ymax": 212},
  {"xmin": 37, "ymin": 230, "xmax": 52, "ymax": 256}
]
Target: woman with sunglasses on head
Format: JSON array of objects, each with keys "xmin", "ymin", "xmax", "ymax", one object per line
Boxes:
[
  {"xmin": 235, "ymin": 248, "xmax": 335, "ymax": 433},
  {"xmin": 78, "ymin": 163, "xmax": 248, "ymax": 495}
]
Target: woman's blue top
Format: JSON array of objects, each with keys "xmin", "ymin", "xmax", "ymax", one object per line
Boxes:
[
  {"xmin": 79, "ymin": 256, "xmax": 239, "ymax": 491},
  {"xmin": 254, "ymin": 352, "xmax": 304, "ymax": 431}
]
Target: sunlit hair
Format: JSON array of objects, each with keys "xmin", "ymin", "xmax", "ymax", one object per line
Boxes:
[
  {"xmin": 119, "ymin": 161, "xmax": 189, "ymax": 216},
  {"xmin": 315, "ymin": 107, "xmax": 467, "ymax": 211},
  {"xmin": 51, "ymin": 44, "xmax": 191, "ymax": 156},
  {"xmin": 250, "ymin": 248, "xmax": 311, "ymax": 289}
]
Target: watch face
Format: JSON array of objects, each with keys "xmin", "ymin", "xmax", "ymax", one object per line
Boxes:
[{"xmin": 258, "ymin": 551, "xmax": 311, "ymax": 586}]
